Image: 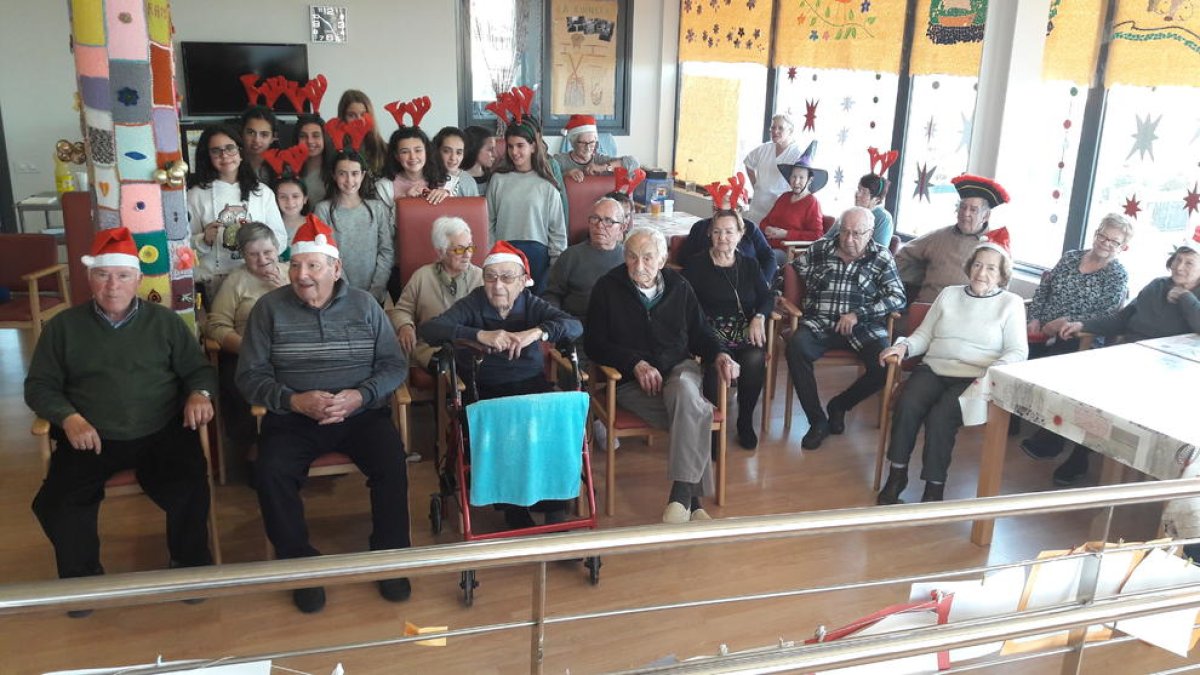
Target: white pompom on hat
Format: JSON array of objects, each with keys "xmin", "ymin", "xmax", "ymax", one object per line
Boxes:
[{"xmin": 482, "ymin": 241, "xmax": 534, "ymax": 287}]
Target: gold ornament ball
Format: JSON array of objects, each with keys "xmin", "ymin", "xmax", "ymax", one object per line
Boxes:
[{"xmin": 153, "ymin": 169, "xmax": 169, "ymax": 184}]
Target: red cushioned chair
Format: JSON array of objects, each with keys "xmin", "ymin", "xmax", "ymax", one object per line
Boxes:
[
  {"xmin": 564, "ymin": 175, "xmax": 616, "ymax": 246},
  {"xmin": 0, "ymin": 233, "xmax": 71, "ymax": 343},
  {"xmin": 60, "ymin": 191, "xmax": 96, "ymax": 308}
]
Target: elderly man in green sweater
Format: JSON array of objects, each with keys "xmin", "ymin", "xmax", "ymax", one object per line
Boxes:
[{"xmin": 25, "ymin": 227, "xmax": 216, "ymax": 614}]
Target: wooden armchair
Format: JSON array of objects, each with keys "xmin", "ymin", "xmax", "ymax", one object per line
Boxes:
[{"xmin": 0, "ymin": 233, "xmax": 72, "ymax": 343}]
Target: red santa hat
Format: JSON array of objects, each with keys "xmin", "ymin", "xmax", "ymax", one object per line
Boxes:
[
  {"xmin": 290, "ymin": 214, "xmax": 340, "ymax": 259},
  {"xmin": 977, "ymin": 227, "xmax": 1012, "ymax": 258},
  {"xmin": 82, "ymin": 227, "xmax": 140, "ymax": 269},
  {"xmin": 482, "ymin": 241, "xmax": 534, "ymax": 287},
  {"xmin": 563, "ymin": 114, "xmax": 598, "ymax": 139}
]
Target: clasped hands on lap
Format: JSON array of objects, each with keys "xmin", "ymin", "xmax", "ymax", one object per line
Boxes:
[
  {"xmin": 290, "ymin": 390, "xmax": 363, "ymax": 425},
  {"xmin": 62, "ymin": 392, "xmax": 214, "ymax": 453},
  {"xmin": 475, "ymin": 328, "xmax": 543, "ymax": 360},
  {"xmin": 632, "ymin": 354, "xmax": 740, "ymax": 397}
]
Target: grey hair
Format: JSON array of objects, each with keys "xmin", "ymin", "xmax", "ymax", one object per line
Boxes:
[
  {"xmin": 593, "ymin": 196, "xmax": 626, "ymax": 220},
  {"xmin": 964, "ymin": 244, "xmax": 1013, "ymax": 287},
  {"xmin": 840, "ymin": 206, "xmax": 875, "ymax": 231},
  {"xmin": 431, "ymin": 216, "xmax": 472, "ymax": 252},
  {"xmin": 1096, "ymin": 212, "xmax": 1135, "ymax": 243},
  {"xmin": 236, "ymin": 221, "xmax": 278, "ymax": 252},
  {"xmin": 771, "ymin": 113, "xmax": 794, "ymax": 133},
  {"xmin": 625, "ymin": 226, "xmax": 668, "ymax": 259}
]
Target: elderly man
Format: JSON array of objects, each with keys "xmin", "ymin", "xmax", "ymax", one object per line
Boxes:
[
  {"xmin": 26, "ymin": 227, "xmax": 216, "ymax": 613},
  {"xmin": 553, "ymin": 114, "xmax": 639, "ymax": 183},
  {"xmin": 785, "ymin": 207, "xmax": 906, "ymax": 450},
  {"xmin": 237, "ymin": 216, "xmax": 411, "ymax": 615},
  {"xmin": 420, "ymin": 241, "xmax": 583, "ymax": 400},
  {"xmin": 543, "ymin": 196, "xmax": 627, "ymax": 320},
  {"xmin": 586, "ymin": 227, "xmax": 740, "ymax": 524},
  {"xmin": 896, "ymin": 174, "xmax": 1009, "ymax": 303}
]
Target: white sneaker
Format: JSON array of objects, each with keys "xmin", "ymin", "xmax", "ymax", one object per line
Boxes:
[
  {"xmin": 662, "ymin": 502, "xmax": 691, "ymax": 524},
  {"xmin": 405, "ymin": 451, "xmax": 422, "ymax": 463},
  {"xmin": 690, "ymin": 508, "xmax": 712, "ymax": 521},
  {"xmin": 592, "ymin": 419, "xmax": 619, "ymax": 450}
]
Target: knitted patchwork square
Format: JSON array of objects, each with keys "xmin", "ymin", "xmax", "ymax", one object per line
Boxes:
[
  {"xmin": 176, "ymin": 309, "xmax": 198, "ymax": 336},
  {"xmin": 110, "ymin": 61, "xmax": 152, "ymax": 125},
  {"xmin": 71, "ymin": 1, "xmax": 106, "ymax": 45},
  {"xmin": 88, "ymin": 126, "xmax": 116, "ymax": 166},
  {"xmin": 105, "ymin": 0, "xmax": 149, "ymax": 61},
  {"xmin": 151, "ymin": 106, "xmax": 179, "ymax": 152},
  {"xmin": 168, "ymin": 240, "xmax": 196, "ymax": 280},
  {"xmin": 150, "ymin": 44, "xmax": 175, "ymax": 106},
  {"xmin": 92, "ymin": 164, "xmax": 119, "ymax": 209},
  {"xmin": 74, "ymin": 45, "xmax": 109, "ymax": 78},
  {"xmin": 96, "ymin": 206, "xmax": 121, "ymax": 230},
  {"xmin": 138, "ymin": 273, "xmax": 171, "ymax": 307},
  {"xmin": 162, "ymin": 188, "xmax": 188, "ymax": 240},
  {"xmin": 80, "ymin": 76, "xmax": 111, "ymax": 111},
  {"xmin": 115, "ymin": 124, "xmax": 156, "ymax": 180},
  {"xmin": 170, "ymin": 275, "xmax": 195, "ymax": 310},
  {"xmin": 147, "ymin": 0, "xmax": 171, "ymax": 44},
  {"xmin": 119, "ymin": 183, "xmax": 163, "ymax": 234},
  {"xmin": 133, "ymin": 230, "xmax": 170, "ymax": 276}
]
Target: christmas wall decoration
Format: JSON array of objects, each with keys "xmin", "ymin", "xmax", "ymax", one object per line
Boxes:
[
  {"xmin": 1108, "ymin": 0, "xmax": 1200, "ymax": 88},
  {"xmin": 679, "ymin": 0, "xmax": 775, "ymax": 65},
  {"xmin": 773, "ymin": 0, "xmax": 906, "ymax": 72}
]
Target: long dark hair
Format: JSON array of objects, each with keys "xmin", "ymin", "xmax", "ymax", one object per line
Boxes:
[
  {"xmin": 240, "ymin": 105, "xmax": 277, "ymax": 139},
  {"xmin": 290, "ymin": 114, "xmax": 334, "ymax": 186},
  {"xmin": 272, "ymin": 175, "xmax": 311, "ymax": 216},
  {"xmin": 191, "ymin": 124, "xmax": 261, "ymax": 200},
  {"xmin": 494, "ymin": 117, "xmax": 559, "ymax": 189},
  {"xmin": 324, "ymin": 150, "xmax": 379, "ymax": 203},
  {"xmin": 336, "ymin": 89, "xmax": 387, "ymax": 176},
  {"xmin": 383, "ymin": 127, "xmax": 448, "ymax": 187},
  {"xmin": 431, "ymin": 126, "xmax": 468, "ymax": 174},
  {"xmin": 460, "ymin": 125, "xmax": 494, "ymax": 173}
]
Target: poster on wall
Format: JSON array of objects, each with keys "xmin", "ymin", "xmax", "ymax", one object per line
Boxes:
[{"xmin": 549, "ymin": 0, "xmax": 619, "ymax": 117}]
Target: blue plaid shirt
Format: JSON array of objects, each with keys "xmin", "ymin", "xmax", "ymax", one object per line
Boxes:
[{"xmin": 791, "ymin": 238, "xmax": 906, "ymax": 349}]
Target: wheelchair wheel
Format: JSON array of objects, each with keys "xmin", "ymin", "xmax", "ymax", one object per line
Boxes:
[
  {"xmin": 429, "ymin": 494, "xmax": 443, "ymax": 535},
  {"xmin": 585, "ymin": 556, "xmax": 601, "ymax": 585},
  {"xmin": 460, "ymin": 570, "xmax": 478, "ymax": 607}
]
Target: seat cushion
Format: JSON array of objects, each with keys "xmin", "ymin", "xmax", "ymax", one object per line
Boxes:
[
  {"xmin": 312, "ymin": 452, "xmax": 353, "ymax": 468},
  {"xmin": 105, "ymin": 469, "xmax": 139, "ymax": 489}
]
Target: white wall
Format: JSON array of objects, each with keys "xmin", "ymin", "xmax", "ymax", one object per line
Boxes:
[{"xmin": 1, "ymin": 0, "xmax": 677, "ymax": 220}]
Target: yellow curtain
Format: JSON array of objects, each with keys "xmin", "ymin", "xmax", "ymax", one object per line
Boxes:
[
  {"xmin": 1042, "ymin": 0, "xmax": 1104, "ymax": 84},
  {"xmin": 1106, "ymin": 0, "xmax": 1200, "ymax": 87},
  {"xmin": 910, "ymin": 0, "xmax": 986, "ymax": 77},
  {"xmin": 678, "ymin": 0, "xmax": 774, "ymax": 64},
  {"xmin": 773, "ymin": 0, "xmax": 906, "ymax": 73},
  {"xmin": 674, "ymin": 74, "xmax": 742, "ymax": 185}
]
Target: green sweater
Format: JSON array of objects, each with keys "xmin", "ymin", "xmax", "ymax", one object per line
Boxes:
[{"xmin": 25, "ymin": 301, "xmax": 217, "ymax": 440}]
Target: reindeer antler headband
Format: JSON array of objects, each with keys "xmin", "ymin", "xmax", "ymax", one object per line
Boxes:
[
  {"xmin": 384, "ymin": 96, "xmax": 432, "ymax": 128},
  {"xmin": 325, "ymin": 114, "xmax": 374, "ymax": 152}
]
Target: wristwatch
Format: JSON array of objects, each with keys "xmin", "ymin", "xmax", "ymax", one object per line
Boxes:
[
  {"xmin": 192, "ymin": 389, "xmax": 212, "ymax": 400},
  {"xmin": 540, "ymin": 329, "xmax": 550, "ymax": 342}
]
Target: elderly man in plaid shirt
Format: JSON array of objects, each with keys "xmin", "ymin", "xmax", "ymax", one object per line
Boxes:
[{"xmin": 784, "ymin": 206, "xmax": 906, "ymax": 449}]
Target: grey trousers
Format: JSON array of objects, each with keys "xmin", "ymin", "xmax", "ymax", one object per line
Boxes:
[{"xmin": 615, "ymin": 360, "xmax": 715, "ymax": 496}]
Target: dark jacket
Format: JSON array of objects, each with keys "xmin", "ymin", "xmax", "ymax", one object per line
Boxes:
[
  {"xmin": 679, "ymin": 216, "xmax": 777, "ymax": 286},
  {"xmin": 585, "ymin": 264, "xmax": 725, "ymax": 380}
]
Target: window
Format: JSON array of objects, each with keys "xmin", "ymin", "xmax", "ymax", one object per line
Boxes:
[
  {"xmin": 461, "ymin": 0, "xmax": 544, "ymax": 127},
  {"xmin": 674, "ymin": 62, "xmax": 767, "ymax": 187}
]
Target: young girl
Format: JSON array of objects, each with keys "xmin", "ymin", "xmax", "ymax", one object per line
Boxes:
[
  {"xmin": 240, "ymin": 105, "xmax": 277, "ymax": 184},
  {"xmin": 485, "ymin": 117, "xmax": 566, "ymax": 294},
  {"xmin": 431, "ymin": 126, "xmax": 480, "ymax": 197},
  {"xmin": 291, "ymin": 114, "xmax": 333, "ymax": 205},
  {"xmin": 378, "ymin": 127, "xmax": 450, "ymax": 205},
  {"xmin": 274, "ymin": 176, "xmax": 309, "ymax": 260},
  {"xmin": 461, "ymin": 125, "xmax": 497, "ymax": 191},
  {"xmin": 337, "ymin": 89, "xmax": 387, "ymax": 178},
  {"xmin": 188, "ymin": 125, "xmax": 286, "ymax": 299},
  {"xmin": 313, "ymin": 150, "xmax": 393, "ymax": 303}
]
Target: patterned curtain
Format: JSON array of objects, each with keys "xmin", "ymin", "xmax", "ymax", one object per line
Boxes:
[{"xmin": 679, "ymin": 0, "xmax": 775, "ymax": 65}]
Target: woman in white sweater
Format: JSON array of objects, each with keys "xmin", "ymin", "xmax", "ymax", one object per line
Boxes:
[
  {"xmin": 187, "ymin": 125, "xmax": 286, "ymax": 300},
  {"xmin": 876, "ymin": 243, "xmax": 1028, "ymax": 504}
]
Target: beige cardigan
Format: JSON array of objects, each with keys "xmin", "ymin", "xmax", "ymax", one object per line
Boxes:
[
  {"xmin": 387, "ymin": 262, "xmax": 484, "ymax": 369},
  {"xmin": 205, "ymin": 263, "xmax": 290, "ymax": 346}
]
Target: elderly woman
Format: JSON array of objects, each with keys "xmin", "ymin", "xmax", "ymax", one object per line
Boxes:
[
  {"xmin": 205, "ymin": 222, "xmax": 290, "ymax": 453},
  {"xmin": 1050, "ymin": 236, "xmax": 1200, "ymax": 485},
  {"xmin": 387, "ymin": 216, "xmax": 484, "ymax": 372},
  {"xmin": 743, "ymin": 113, "xmax": 802, "ymax": 223},
  {"xmin": 1019, "ymin": 213, "xmax": 1133, "ymax": 462},
  {"xmin": 681, "ymin": 209, "xmax": 772, "ymax": 450},
  {"xmin": 876, "ymin": 243, "xmax": 1028, "ymax": 504}
]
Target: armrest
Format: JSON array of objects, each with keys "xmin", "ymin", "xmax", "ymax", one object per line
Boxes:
[
  {"xmin": 782, "ymin": 240, "xmax": 814, "ymax": 249},
  {"xmin": 21, "ymin": 263, "xmax": 67, "ymax": 282},
  {"xmin": 251, "ymin": 405, "xmax": 267, "ymax": 418},
  {"xmin": 394, "ymin": 383, "xmax": 412, "ymax": 406},
  {"xmin": 203, "ymin": 337, "xmax": 221, "ymax": 353},
  {"xmin": 31, "ymin": 418, "xmax": 50, "ymax": 436},
  {"xmin": 778, "ymin": 297, "xmax": 803, "ymax": 318},
  {"xmin": 548, "ymin": 347, "xmax": 589, "ymax": 383},
  {"xmin": 598, "ymin": 364, "xmax": 622, "ymax": 382}
]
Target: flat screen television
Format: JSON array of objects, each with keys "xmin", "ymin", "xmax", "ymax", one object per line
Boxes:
[{"xmin": 180, "ymin": 42, "xmax": 309, "ymax": 117}]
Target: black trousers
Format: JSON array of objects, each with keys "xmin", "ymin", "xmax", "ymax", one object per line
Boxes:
[
  {"xmin": 31, "ymin": 420, "xmax": 212, "ymax": 578},
  {"xmin": 886, "ymin": 365, "xmax": 974, "ymax": 483},
  {"xmin": 256, "ymin": 407, "xmax": 411, "ymax": 559},
  {"xmin": 704, "ymin": 344, "xmax": 766, "ymax": 427},
  {"xmin": 785, "ymin": 328, "xmax": 887, "ymax": 424}
]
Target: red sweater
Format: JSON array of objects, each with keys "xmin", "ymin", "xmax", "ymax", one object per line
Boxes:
[{"xmin": 760, "ymin": 192, "xmax": 824, "ymax": 249}]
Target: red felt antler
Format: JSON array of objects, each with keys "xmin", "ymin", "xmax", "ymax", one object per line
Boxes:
[
  {"xmin": 325, "ymin": 114, "xmax": 373, "ymax": 152},
  {"xmin": 262, "ymin": 145, "xmax": 309, "ymax": 177},
  {"xmin": 303, "ymin": 75, "xmax": 328, "ymax": 116},
  {"xmin": 704, "ymin": 181, "xmax": 732, "ymax": 208},
  {"xmin": 258, "ymin": 76, "xmax": 288, "ymax": 108},
  {"xmin": 239, "ymin": 74, "xmax": 261, "ymax": 106},
  {"xmin": 282, "ymin": 80, "xmax": 306, "ymax": 114},
  {"xmin": 487, "ymin": 86, "xmax": 536, "ymax": 126},
  {"xmin": 383, "ymin": 96, "xmax": 433, "ymax": 128},
  {"xmin": 727, "ymin": 172, "xmax": 748, "ymax": 210},
  {"xmin": 383, "ymin": 100, "xmax": 409, "ymax": 127},
  {"xmin": 614, "ymin": 167, "xmax": 646, "ymax": 197},
  {"xmin": 867, "ymin": 146, "xmax": 900, "ymax": 176}
]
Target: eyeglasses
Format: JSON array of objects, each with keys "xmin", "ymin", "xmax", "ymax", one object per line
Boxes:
[
  {"xmin": 841, "ymin": 229, "xmax": 873, "ymax": 239},
  {"xmin": 573, "ymin": 140, "xmax": 598, "ymax": 148},
  {"xmin": 1094, "ymin": 232, "xmax": 1125, "ymax": 248},
  {"xmin": 483, "ymin": 271, "xmax": 525, "ymax": 284},
  {"xmin": 588, "ymin": 214, "xmax": 623, "ymax": 227},
  {"xmin": 446, "ymin": 245, "xmax": 475, "ymax": 256},
  {"xmin": 208, "ymin": 144, "xmax": 240, "ymax": 157}
]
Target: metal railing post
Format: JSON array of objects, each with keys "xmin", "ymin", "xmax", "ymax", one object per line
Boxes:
[
  {"xmin": 531, "ymin": 561, "xmax": 547, "ymax": 675},
  {"xmin": 1061, "ymin": 504, "xmax": 1116, "ymax": 674}
]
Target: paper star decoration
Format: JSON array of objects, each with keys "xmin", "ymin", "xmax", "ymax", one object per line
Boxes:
[
  {"xmin": 913, "ymin": 162, "xmax": 935, "ymax": 203},
  {"xmin": 1123, "ymin": 194, "xmax": 1142, "ymax": 219},
  {"xmin": 1185, "ymin": 183, "xmax": 1200, "ymax": 217},
  {"xmin": 834, "ymin": 166, "xmax": 845, "ymax": 188},
  {"xmin": 924, "ymin": 117, "xmax": 937, "ymax": 144},
  {"xmin": 804, "ymin": 99, "xmax": 818, "ymax": 132},
  {"xmin": 956, "ymin": 112, "xmax": 973, "ymax": 153},
  {"xmin": 1126, "ymin": 113, "xmax": 1161, "ymax": 162},
  {"xmin": 841, "ymin": 96, "xmax": 855, "ymax": 112},
  {"xmin": 837, "ymin": 127, "xmax": 849, "ymax": 145},
  {"xmin": 787, "ymin": 66, "xmax": 798, "ymax": 82}
]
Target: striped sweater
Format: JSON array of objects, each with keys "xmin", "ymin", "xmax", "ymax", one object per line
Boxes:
[{"xmin": 236, "ymin": 280, "xmax": 408, "ymax": 415}]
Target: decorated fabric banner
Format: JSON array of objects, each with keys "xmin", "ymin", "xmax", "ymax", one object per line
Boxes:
[
  {"xmin": 1042, "ymin": 0, "xmax": 1104, "ymax": 84},
  {"xmin": 773, "ymin": 0, "xmax": 905, "ymax": 73},
  {"xmin": 679, "ymin": 0, "xmax": 774, "ymax": 65},
  {"xmin": 674, "ymin": 74, "xmax": 741, "ymax": 185},
  {"xmin": 549, "ymin": 0, "xmax": 619, "ymax": 116},
  {"xmin": 910, "ymin": 0, "xmax": 986, "ymax": 77},
  {"xmin": 1107, "ymin": 0, "xmax": 1200, "ymax": 88}
]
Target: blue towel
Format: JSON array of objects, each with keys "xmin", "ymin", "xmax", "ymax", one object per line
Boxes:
[{"xmin": 466, "ymin": 391, "xmax": 589, "ymax": 507}]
